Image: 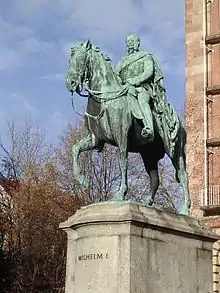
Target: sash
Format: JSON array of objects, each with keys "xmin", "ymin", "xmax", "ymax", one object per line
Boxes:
[{"xmin": 118, "ymin": 52, "xmax": 147, "ymax": 73}]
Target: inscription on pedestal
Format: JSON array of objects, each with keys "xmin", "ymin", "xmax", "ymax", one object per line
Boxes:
[{"xmin": 78, "ymin": 253, "xmax": 109, "ymax": 261}]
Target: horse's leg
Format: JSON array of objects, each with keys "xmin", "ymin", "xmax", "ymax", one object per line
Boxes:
[
  {"xmin": 72, "ymin": 133, "xmax": 98, "ymax": 189},
  {"xmin": 175, "ymin": 155, "xmax": 191, "ymax": 215},
  {"xmin": 112, "ymin": 124, "xmax": 129, "ymax": 201},
  {"xmin": 147, "ymin": 169, "xmax": 159, "ymax": 205},
  {"xmin": 141, "ymin": 152, "xmax": 159, "ymax": 205},
  {"xmin": 112, "ymin": 147, "xmax": 128, "ymax": 201}
]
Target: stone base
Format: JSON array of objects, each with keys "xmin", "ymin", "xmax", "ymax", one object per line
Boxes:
[{"xmin": 59, "ymin": 202, "xmax": 219, "ymax": 293}]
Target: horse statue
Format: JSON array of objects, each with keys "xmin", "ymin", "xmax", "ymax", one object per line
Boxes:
[{"xmin": 65, "ymin": 40, "xmax": 191, "ymax": 215}]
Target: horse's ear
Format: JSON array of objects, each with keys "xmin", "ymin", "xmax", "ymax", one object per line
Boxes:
[{"xmin": 83, "ymin": 40, "xmax": 92, "ymax": 50}]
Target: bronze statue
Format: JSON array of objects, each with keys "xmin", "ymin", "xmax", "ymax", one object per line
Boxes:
[{"xmin": 65, "ymin": 35, "xmax": 191, "ymax": 215}]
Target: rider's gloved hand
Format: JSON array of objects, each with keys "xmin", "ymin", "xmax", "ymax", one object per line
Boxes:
[
  {"xmin": 126, "ymin": 78, "xmax": 137, "ymax": 86},
  {"xmin": 127, "ymin": 84, "xmax": 137, "ymax": 97}
]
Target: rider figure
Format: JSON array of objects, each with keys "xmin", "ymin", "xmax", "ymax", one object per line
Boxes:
[{"xmin": 117, "ymin": 34, "xmax": 157, "ymax": 141}]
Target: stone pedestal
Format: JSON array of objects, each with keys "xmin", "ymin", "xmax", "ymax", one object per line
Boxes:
[{"xmin": 59, "ymin": 202, "xmax": 219, "ymax": 293}]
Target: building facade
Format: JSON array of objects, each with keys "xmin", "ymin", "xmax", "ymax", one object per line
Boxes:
[
  {"xmin": 186, "ymin": 0, "xmax": 220, "ymax": 291},
  {"xmin": 186, "ymin": 0, "xmax": 220, "ymax": 216}
]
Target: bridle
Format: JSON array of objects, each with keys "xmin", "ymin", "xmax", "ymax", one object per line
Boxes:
[{"xmin": 69, "ymin": 46, "xmax": 130, "ymax": 120}]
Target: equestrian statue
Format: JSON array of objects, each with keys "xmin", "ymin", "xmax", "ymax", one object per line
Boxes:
[{"xmin": 65, "ymin": 34, "xmax": 191, "ymax": 215}]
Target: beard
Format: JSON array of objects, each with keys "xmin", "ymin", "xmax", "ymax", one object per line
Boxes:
[
  {"xmin": 127, "ymin": 47, "xmax": 134, "ymax": 54},
  {"xmin": 127, "ymin": 46, "xmax": 139, "ymax": 54}
]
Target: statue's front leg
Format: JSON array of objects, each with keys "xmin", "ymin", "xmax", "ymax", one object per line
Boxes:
[
  {"xmin": 112, "ymin": 117, "xmax": 129, "ymax": 201},
  {"xmin": 72, "ymin": 133, "xmax": 97, "ymax": 189}
]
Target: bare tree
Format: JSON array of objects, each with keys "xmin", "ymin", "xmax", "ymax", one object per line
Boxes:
[
  {"xmin": 0, "ymin": 119, "xmax": 53, "ymax": 182},
  {"xmin": 0, "ymin": 119, "xmax": 83, "ymax": 293}
]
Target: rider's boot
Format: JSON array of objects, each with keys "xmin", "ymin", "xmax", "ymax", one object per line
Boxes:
[
  {"xmin": 137, "ymin": 89, "xmax": 154, "ymax": 142},
  {"xmin": 140, "ymin": 104, "xmax": 154, "ymax": 141}
]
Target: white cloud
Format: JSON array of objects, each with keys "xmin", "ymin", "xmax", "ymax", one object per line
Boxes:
[
  {"xmin": 17, "ymin": 37, "xmax": 53, "ymax": 54},
  {"xmin": 0, "ymin": 16, "xmax": 32, "ymax": 70},
  {"xmin": 0, "ymin": 0, "xmax": 185, "ymax": 143},
  {"xmin": 65, "ymin": 0, "xmax": 184, "ymax": 46},
  {"xmin": 10, "ymin": 93, "xmax": 39, "ymax": 118},
  {"xmin": 0, "ymin": 11, "xmax": 53, "ymax": 72},
  {"xmin": 5, "ymin": 0, "xmax": 50, "ymax": 22},
  {"xmin": 1, "ymin": 0, "xmax": 184, "ymax": 71},
  {"xmin": 0, "ymin": 16, "xmax": 33, "ymax": 42},
  {"xmin": 60, "ymin": 0, "xmax": 184, "ymax": 73},
  {"xmin": 51, "ymin": 111, "xmax": 68, "ymax": 129},
  {"xmin": 68, "ymin": 0, "xmax": 145, "ymax": 39},
  {"xmin": 41, "ymin": 73, "xmax": 65, "ymax": 81},
  {"xmin": 0, "ymin": 47, "xmax": 22, "ymax": 71}
]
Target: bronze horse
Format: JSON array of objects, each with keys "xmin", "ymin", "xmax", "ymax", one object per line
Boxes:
[{"xmin": 65, "ymin": 40, "xmax": 191, "ymax": 215}]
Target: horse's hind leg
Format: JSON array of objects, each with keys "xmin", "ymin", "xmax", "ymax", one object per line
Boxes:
[
  {"xmin": 147, "ymin": 169, "xmax": 159, "ymax": 205},
  {"xmin": 141, "ymin": 152, "xmax": 159, "ymax": 206},
  {"xmin": 174, "ymin": 155, "xmax": 191, "ymax": 215},
  {"xmin": 172, "ymin": 127, "xmax": 191, "ymax": 215},
  {"xmin": 72, "ymin": 133, "xmax": 98, "ymax": 189}
]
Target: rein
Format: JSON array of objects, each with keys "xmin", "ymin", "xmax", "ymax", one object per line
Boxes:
[
  {"xmin": 69, "ymin": 46, "xmax": 129, "ymax": 119},
  {"xmin": 71, "ymin": 85, "xmax": 129, "ymax": 122},
  {"xmin": 85, "ymin": 86, "xmax": 128, "ymax": 103},
  {"xmin": 71, "ymin": 85, "xmax": 128, "ymax": 118},
  {"xmin": 71, "ymin": 93, "xmax": 84, "ymax": 117}
]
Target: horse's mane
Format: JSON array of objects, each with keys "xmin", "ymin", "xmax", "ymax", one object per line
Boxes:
[
  {"xmin": 90, "ymin": 43, "xmax": 121, "ymax": 82},
  {"xmin": 91, "ymin": 45, "xmax": 111, "ymax": 62},
  {"xmin": 70, "ymin": 41, "xmax": 121, "ymax": 82},
  {"xmin": 71, "ymin": 41, "xmax": 111, "ymax": 62}
]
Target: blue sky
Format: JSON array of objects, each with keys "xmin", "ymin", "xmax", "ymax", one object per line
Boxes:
[{"xmin": 0, "ymin": 0, "xmax": 185, "ymax": 146}]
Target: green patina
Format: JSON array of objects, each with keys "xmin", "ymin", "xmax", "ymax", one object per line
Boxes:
[{"xmin": 65, "ymin": 34, "xmax": 191, "ymax": 215}]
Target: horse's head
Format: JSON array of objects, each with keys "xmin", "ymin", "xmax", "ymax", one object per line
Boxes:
[{"xmin": 66, "ymin": 40, "xmax": 91, "ymax": 93}]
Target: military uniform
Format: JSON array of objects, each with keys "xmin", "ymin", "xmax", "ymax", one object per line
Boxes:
[{"xmin": 117, "ymin": 51, "xmax": 179, "ymax": 157}]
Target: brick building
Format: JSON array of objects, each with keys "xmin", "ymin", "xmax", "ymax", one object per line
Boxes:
[{"xmin": 186, "ymin": 0, "xmax": 220, "ymax": 290}]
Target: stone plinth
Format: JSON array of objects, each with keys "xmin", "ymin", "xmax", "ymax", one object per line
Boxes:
[{"xmin": 59, "ymin": 202, "xmax": 219, "ymax": 293}]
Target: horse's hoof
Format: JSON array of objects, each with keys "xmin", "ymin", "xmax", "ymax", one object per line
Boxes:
[
  {"xmin": 144, "ymin": 197, "xmax": 154, "ymax": 206},
  {"xmin": 96, "ymin": 143, "xmax": 104, "ymax": 153},
  {"xmin": 179, "ymin": 205, "xmax": 190, "ymax": 216},
  {"xmin": 77, "ymin": 174, "xmax": 89, "ymax": 189},
  {"xmin": 83, "ymin": 181, "xmax": 89, "ymax": 189},
  {"xmin": 147, "ymin": 199, "xmax": 153, "ymax": 206},
  {"xmin": 112, "ymin": 191, "xmax": 125, "ymax": 201}
]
